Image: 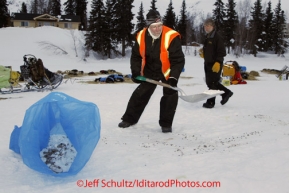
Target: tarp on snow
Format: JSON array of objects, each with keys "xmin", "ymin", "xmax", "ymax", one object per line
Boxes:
[{"xmin": 9, "ymin": 92, "xmax": 101, "ymax": 177}]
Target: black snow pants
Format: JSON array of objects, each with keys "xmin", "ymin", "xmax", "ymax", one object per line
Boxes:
[
  {"xmin": 204, "ymin": 64, "xmax": 231, "ymax": 104},
  {"xmin": 121, "ymin": 81, "xmax": 178, "ymax": 127}
]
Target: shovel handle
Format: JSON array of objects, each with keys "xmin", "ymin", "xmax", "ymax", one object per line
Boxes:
[{"xmin": 135, "ymin": 76, "xmax": 184, "ymax": 93}]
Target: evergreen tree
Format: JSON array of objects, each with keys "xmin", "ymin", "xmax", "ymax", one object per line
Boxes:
[
  {"xmin": 85, "ymin": 0, "xmax": 106, "ymax": 55},
  {"xmin": 63, "ymin": 0, "xmax": 75, "ymax": 15},
  {"xmin": 51, "ymin": 0, "xmax": 61, "ymax": 15},
  {"xmin": 0, "ymin": 0, "xmax": 9, "ymax": 28},
  {"xmin": 76, "ymin": 0, "xmax": 88, "ymax": 30},
  {"xmin": 280, "ymin": 10, "xmax": 288, "ymax": 54},
  {"xmin": 150, "ymin": 0, "xmax": 157, "ymax": 11},
  {"xmin": 212, "ymin": 0, "xmax": 225, "ymax": 36},
  {"xmin": 20, "ymin": 2, "xmax": 28, "ymax": 13},
  {"xmin": 271, "ymin": 0, "xmax": 287, "ymax": 55},
  {"xmin": 223, "ymin": 0, "xmax": 238, "ymax": 54},
  {"xmin": 135, "ymin": 2, "xmax": 146, "ymax": 33},
  {"xmin": 177, "ymin": 0, "xmax": 187, "ymax": 45},
  {"xmin": 263, "ymin": 1, "xmax": 273, "ymax": 51},
  {"xmin": 247, "ymin": 0, "xmax": 264, "ymax": 56},
  {"xmin": 163, "ymin": 0, "xmax": 177, "ymax": 30},
  {"xmin": 114, "ymin": 0, "xmax": 134, "ymax": 57},
  {"xmin": 103, "ymin": 0, "xmax": 119, "ymax": 58}
]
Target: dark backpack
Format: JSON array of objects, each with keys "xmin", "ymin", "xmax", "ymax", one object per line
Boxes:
[{"xmin": 30, "ymin": 59, "xmax": 45, "ymax": 82}]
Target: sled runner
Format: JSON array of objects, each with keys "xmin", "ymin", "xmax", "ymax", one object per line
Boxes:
[
  {"xmin": 135, "ymin": 76, "xmax": 224, "ymax": 103},
  {"xmin": 1, "ymin": 54, "xmax": 63, "ymax": 94}
]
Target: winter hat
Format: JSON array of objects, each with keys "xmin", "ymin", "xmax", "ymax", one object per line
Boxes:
[
  {"xmin": 146, "ymin": 9, "xmax": 162, "ymax": 26},
  {"xmin": 204, "ymin": 18, "xmax": 215, "ymax": 28}
]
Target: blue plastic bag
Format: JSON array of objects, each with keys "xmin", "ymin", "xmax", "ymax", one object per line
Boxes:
[{"xmin": 9, "ymin": 92, "xmax": 101, "ymax": 177}]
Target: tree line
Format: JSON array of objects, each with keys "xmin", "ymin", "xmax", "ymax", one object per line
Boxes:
[
  {"xmin": 0, "ymin": 0, "xmax": 288, "ymax": 58},
  {"xmin": 208, "ymin": 0, "xmax": 288, "ymax": 57}
]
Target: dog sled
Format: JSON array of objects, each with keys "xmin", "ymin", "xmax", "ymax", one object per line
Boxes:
[{"xmin": 0, "ymin": 54, "xmax": 63, "ymax": 94}]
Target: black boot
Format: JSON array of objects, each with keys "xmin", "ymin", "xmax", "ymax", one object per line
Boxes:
[
  {"xmin": 161, "ymin": 127, "xmax": 172, "ymax": 133},
  {"xmin": 203, "ymin": 102, "xmax": 215, "ymax": 108},
  {"xmin": 203, "ymin": 98, "xmax": 215, "ymax": 108},
  {"xmin": 118, "ymin": 121, "xmax": 135, "ymax": 128},
  {"xmin": 221, "ymin": 91, "xmax": 233, "ymax": 105}
]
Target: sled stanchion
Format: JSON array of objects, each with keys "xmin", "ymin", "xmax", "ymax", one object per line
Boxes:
[
  {"xmin": 135, "ymin": 76, "xmax": 224, "ymax": 103},
  {"xmin": 44, "ymin": 73, "xmax": 53, "ymax": 89},
  {"xmin": 276, "ymin": 65, "xmax": 288, "ymax": 78}
]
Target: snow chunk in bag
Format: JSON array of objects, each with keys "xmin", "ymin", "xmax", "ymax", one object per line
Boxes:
[
  {"xmin": 9, "ymin": 92, "xmax": 101, "ymax": 177},
  {"xmin": 40, "ymin": 123, "xmax": 77, "ymax": 173}
]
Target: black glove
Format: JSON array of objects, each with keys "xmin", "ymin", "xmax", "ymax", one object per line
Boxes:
[
  {"xmin": 131, "ymin": 73, "xmax": 142, "ymax": 84},
  {"xmin": 168, "ymin": 77, "xmax": 178, "ymax": 87}
]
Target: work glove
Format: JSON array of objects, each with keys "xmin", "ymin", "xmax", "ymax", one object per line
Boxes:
[
  {"xmin": 198, "ymin": 48, "xmax": 204, "ymax": 58},
  {"xmin": 212, "ymin": 62, "xmax": 220, "ymax": 73},
  {"xmin": 131, "ymin": 73, "xmax": 142, "ymax": 84},
  {"xmin": 168, "ymin": 77, "xmax": 178, "ymax": 87}
]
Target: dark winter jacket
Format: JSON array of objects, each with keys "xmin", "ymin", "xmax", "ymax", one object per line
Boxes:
[
  {"xmin": 130, "ymin": 27, "xmax": 185, "ymax": 80},
  {"xmin": 203, "ymin": 29, "xmax": 226, "ymax": 66}
]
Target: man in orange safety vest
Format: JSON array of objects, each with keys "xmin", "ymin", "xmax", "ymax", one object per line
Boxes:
[{"xmin": 118, "ymin": 9, "xmax": 185, "ymax": 133}]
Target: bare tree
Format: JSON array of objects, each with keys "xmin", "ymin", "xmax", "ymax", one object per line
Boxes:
[
  {"xmin": 187, "ymin": 8, "xmax": 208, "ymax": 44},
  {"xmin": 235, "ymin": 0, "xmax": 252, "ymax": 56},
  {"xmin": 38, "ymin": 0, "xmax": 47, "ymax": 13},
  {"xmin": 28, "ymin": 0, "xmax": 50, "ymax": 14},
  {"xmin": 70, "ymin": 30, "xmax": 78, "ymax": 57},
  {"xmin": 38, "ymin": 41, "xmax": 68, "ymax": 55}
]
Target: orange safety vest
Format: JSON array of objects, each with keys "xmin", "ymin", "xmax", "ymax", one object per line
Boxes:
[{"xmin": 136, "ymin": 26, "xmax": 180, "ymax": 80}]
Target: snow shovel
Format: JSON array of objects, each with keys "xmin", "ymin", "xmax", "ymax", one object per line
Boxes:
[{"xmin": 135, "ymin": 76, "xmax": 224, "ymax": 103}]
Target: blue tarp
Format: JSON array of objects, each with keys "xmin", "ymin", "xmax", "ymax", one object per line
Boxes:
[{"xmin": 9, "ymin": 92, "xmax": 101, "ymax": 177}]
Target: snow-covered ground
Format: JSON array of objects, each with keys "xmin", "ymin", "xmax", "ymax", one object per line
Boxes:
[{"xmin": 1, "ymin": 26, "xmax": 289, "ymax": 193}]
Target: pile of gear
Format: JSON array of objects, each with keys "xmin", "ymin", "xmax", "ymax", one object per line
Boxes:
[
  {"xmin": 222, "ymin": 60, "xmax": 247, "ymax": 85},
  {"xmin": 94, "ymin": 74, "xmax": 125, "ymax": 83}
]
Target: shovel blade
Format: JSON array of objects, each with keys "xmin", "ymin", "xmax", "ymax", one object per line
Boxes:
[{"xmin": 179, "ymin": 90, "xmax": 224, "ymax": 103}]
